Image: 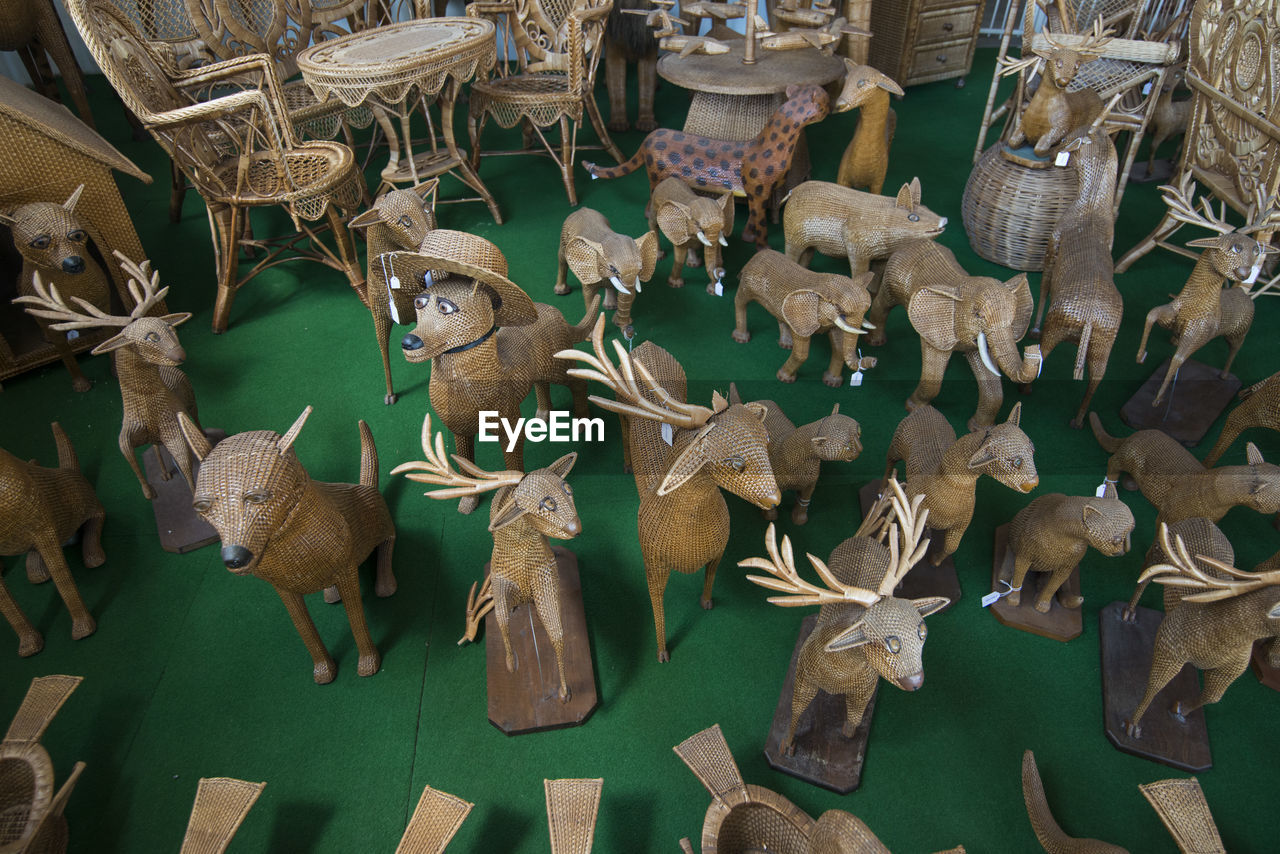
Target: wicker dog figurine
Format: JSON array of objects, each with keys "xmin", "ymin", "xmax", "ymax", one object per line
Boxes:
[
  {"xmin": 584, "ymin": 84, "xmax": 832, "ymax": 246},
  {"xmin": 733, "ymin": 249, "xmax": 877, "ymax": 387},
  {"xmin": 394, "ymin": 414, "xmax": 582, "ymax": 702},
  {"xmin": 740, "ymin": 481, "xmax": 948, "ymax": 756},
  {"xmin": 1089, "ymin": 413, "xmax": 1280, "ymax": 526},
  {"xmin": 835, "ymin": 61, "xmax": 904, "ymax": 195},
  {"xmin": 886, "ymin": 403, "xmax": 1039, "ymax": 564},
  {"xmin": 1124, "ymin": 523, "xmax": 1280, "ymax": 737},
  {"xmin": 16, "ymin": 253, "xmax": 201, "ymax": 502},
  {"xmin": 997, "ymin": 490, "xmax": 1134, "ymax": 613},
  {"xmin": 0, "ymin": 423, "xmax": 104, "ymax": 656},
  {"xmin": 2, "ymin": 185, "xmax": 111, "ymax": 392},
  {"xmin": 398, "ymin": 230, "xmax": 597, "ymax": 514},
  {"xmin": 178, "ymin": 407, "xmax": 397, "ymax": 684},
  {"xmin": 1135, "ymin": 176, "xmax": 1278, "ymax": 406},
  {"xmin": 649, "ymin": 177, "xmax": 733, "ymax": 292},
  {"xmin": 557, "ymin": 315, "xmax": 781, "ymax": 662},
  {"xmin": 556, "ymin": 207, "xmax": 658, "ymax": 339},
  {"xmin": 1203, "ymin": 371, "xmax": 1280, "ymax": 467}
]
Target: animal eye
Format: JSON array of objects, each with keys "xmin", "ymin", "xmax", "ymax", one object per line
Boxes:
[
  {"xmin": 414, "ymin": 295, "xmax": 430, "ymax": 310},
  {"xmin": 193, "ymin": 497, "xmax": 212, "ymax": 513},
  {"xmin": 67, "ymin": 229, "xmax": 86, "ymax": 242},
  {"xmin": 885, "ymin": 636, "xmax": 901, "ymax": 654},
  {"xmin": 540, "ymin": 496, "xmax": 557, "ymax": 512},
  {"xmin": 908, "ymin": 213, "xmax": 919, "ymax": 222},
  {"xmin": 724, "ymin": 455, "xmax": 745, "ymax": 472},
  {"xmin": 244, "ymin": 490, "xmax": 270, "ymax": 505},
  {"xmin": 30, "ymin": 235, "xmax": 50, "ymax": 250},
  {"xmin": 145, "ymin": 331, "xmax": 160, "ymax": 343},
  {"xmin": 399, "ymin": 215, "xmax": 413, "ymax": 228},
  {"xmin": 562, "ymin": 483, "xmax": 573, "ymax": 496},
  {"xmin": 918, "ymin": 623, "xmax": 927, "ymax": 641},
  {"xmin": 1112, "ymin": 536, "xmax": 1122, "ymax": 545},
  {"xmin": 1012, "ymin": 457, "xmax": 1023, "ymax": 469},
  {"xmin": 438, "ymin": 298, "xmax": 458, "ymax": 315}
]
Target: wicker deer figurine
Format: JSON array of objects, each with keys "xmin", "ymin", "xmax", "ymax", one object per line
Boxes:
[
  {"xmin": 15, "ymin": 253, "xmax": 201, "ymax": 501},
  {"xmin": 178, "ymin": 407, "xmax": 397, "ymax": 684},
  {"xmin": 557, "ymin": 315, "xmax": 781, "ymax": 662},
  {"xmin": 1203, "ymin": 371, "xmax": 1280, "ymax": 467},
  {"xmin": 0, "ymin": 423, "xmax": 105, "ymax": 656},
  {"xmin": 1135, "ymin": 176, "xmax": 1278, "ymax": 406},
  {"xmin": 1124, "ymin": 523, "xmax": 1280, "ymax": 737},
  {"xmin": 740, "ymin": 480, "xmax": 949, "ymax": 756},
  {"xmin": 1146, "ymin": 66, "xmax": 1189, "ymax": 174},
  {"xmin": 393, "ymin": 414, "xmax": 582, "ymax": 702}
]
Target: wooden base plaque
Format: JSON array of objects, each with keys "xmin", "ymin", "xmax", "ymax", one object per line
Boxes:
[
  {"xmin": 988, "ymin": 524, "xmax": 1082, "ymax": 642},
  {"xmin": 1251, "ymin": 640, "xmax": 1280, "ymax": 692},
  {"xmin": 1099, "ymin": 601, "xmax": 1211, "ymax": 772},
  {"xmin": 142, "ymin": 428, "xmax": 226, "ymax": 554},
  {"xmin": 1119, "ymin": 358, "xmax": 1240, "ymax": 447},
  {"xmin": 859, "ymin": 480, "xmax": 961, "ymax": 609},
  {"xmin": 763, "ymin": 614, "xmax": 876, "ymax": 794},
  {"xmin": 485, "ymin": 547, "xmax": 598, "ymax": 735}
]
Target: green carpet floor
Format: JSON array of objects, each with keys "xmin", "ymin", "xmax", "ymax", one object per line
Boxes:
[{"xmin": 2, "ymin": 48, "xmax": 1278, "ymax": 852}]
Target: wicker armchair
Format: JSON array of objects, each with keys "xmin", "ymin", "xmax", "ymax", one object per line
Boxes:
[
  {"xmin": 466, "ymin": 0, "xmax": 623, "ymax": 205},
  {"xmin": 66, "ymin": 0, "xmax": 368, "ymax": 334}
]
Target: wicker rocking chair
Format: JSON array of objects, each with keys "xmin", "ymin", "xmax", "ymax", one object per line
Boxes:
[
  {"xmin": 465, "ymin": 0, "xmax": 623, "ymax": 206},
  {"xmin": 66, "ymin": 0, "xmax": 369, "ymax": 334}
]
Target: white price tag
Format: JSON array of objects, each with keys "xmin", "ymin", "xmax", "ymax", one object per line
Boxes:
[
  {"xmin": 981, "ymin": 591, "xmax": 1001, "ymax": 608},
  {"xmin": 662, "ymin": 423, "xmax": 674, "ymax": 445},
  {"xmin": 849, "ymin": 370, "xmax": 863, "ymax": 387},
  {"xmin": 1054, "ymin": 150, "xmax": 1070, "ymax": 166},
  {"xmin": 1142, "ymin": 81, "xmax": 1152, "ymax": 95},
  {"xmin": 390, "ymin": 275, "xmax": 401, "ymax": 290},
  {"xmin": 389, "ymin": 297, "xmax": 401, "ymax": 325},
  {"xmin": 66, "ymin": 329, "xmax": 79, "ymax": 341},
  {"xmin": 713, "ymin": 281, "xmax": 724, "ymax": 297}
]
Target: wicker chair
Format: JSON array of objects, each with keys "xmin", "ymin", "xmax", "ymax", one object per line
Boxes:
[
  {"xmin": 66, "ymin": 0, "xmax": 369, "ymax": 334},
  {"xmin": 179, "ymin": 778, "xmax": 266, "ymax": 854},
  {"xmin": 466, "ymin": 0, "xmax": 623, "ymax": 205},
  {"xmin": 0, "ymin": 0, "xmax": 96, "ymax": 131}
]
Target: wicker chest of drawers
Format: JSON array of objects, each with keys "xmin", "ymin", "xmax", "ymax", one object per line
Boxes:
[{"xmin": 867, "ymin": 0, "xmax": 984, "ymax": 87}]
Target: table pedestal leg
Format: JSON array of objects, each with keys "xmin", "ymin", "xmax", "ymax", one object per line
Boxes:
[{"xmin": 440, "ymin": 78, "xmax": 503, "ymax": 224}]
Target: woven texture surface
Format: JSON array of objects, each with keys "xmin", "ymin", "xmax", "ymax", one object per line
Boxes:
[{"xmin": 962, "ymin": 144, "xmax": 1079, "ymax": 271}]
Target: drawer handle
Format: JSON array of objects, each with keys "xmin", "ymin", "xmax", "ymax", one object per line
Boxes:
[
  {"xmin": 943, "ymin": 21, "xmax": 954, "ymax": 31},
  {"xmin": 936, "ymin": 54, "xmax": 948, "ymax": 63}
]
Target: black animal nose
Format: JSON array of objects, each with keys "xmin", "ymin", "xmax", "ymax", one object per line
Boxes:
[
  {"xmin": 222, "ymin": 545, "xmax": 253, "ymax": 568},
  {"xmin": 401, "ymin": 333, "xmax": 424, "ymax": 351},
  {"xmin": 61, "ymin": 256, "xmax": 85, "ymax": 274}
]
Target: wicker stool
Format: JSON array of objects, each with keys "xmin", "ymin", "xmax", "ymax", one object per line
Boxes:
[{"xmin": 962, "ymin": 143, "xmax": 1079, "ymax": 271}]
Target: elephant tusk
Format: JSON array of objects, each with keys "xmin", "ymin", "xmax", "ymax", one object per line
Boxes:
[
  {"xmin": 834, "ymin": 316, "xmax": 864, "ymax": 335},
  {"xmin": 712, "ymin": 267, "xmax": 726, "ymax": 282},
  {"xmin": 861, "ymin": 319, "xmax": 876, "ymax": 330},
  {"xmin": 697, "ymin": 230, "xmax": 713, "ymax": 247},
  {"xmin": 610, "ymin": 275, "xmax": 631, "ymax": 295},
  {"xmin": 977, "ymin": 331, "xmax": 1000, "ymax": 376},
  {"xmin": 718, "ymin": 234, "xmax": 729, "ymax": 247},
  {"xmin": 635, "ymin": 279, "xmax": 643, "ymax": 293}
]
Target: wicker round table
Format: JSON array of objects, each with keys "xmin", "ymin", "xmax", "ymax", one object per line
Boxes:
[{"xmin": 298, "ymin": 17, "xmax": 503, "ymax": 222}]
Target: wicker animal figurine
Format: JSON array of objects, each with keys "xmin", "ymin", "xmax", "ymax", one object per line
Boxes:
[
  {"xmin": 583, "ymin": 84, "xmax": 832, "ymax": 246},
  {"xmin": 868, "ymin": 239, "xmax": 1042, "ymax": 430},
  {"xmin": 1124, "ymin": 523, "xmax": 1280, "ymax": 738},
  {"xmin": 556, "ymin": 207, "xmax": 658, "ymax": 339},
  {"xmin": 0, "ymin": 423, "xmax": 104, "ymax": 656},
  {"xmin": 346, "ymin": 181, "xmax": 438, "ymax": 406},
  {"xmin": 740, "ymin": 481, "xmax": 949, "ymax": 756},
  {"xmin": 997, "ymin": 490, "xmax": 1134, "ymax": 613},
  {"xmin": 393, "ymin": 414, "xmax": 582, "ymax": 702},
  {"xmin": 1146, "ymin": 66, "xmax": 1189, "ymax": 173},
  {"xmin": 1123, "ymin": 516, "xmax": 1232, "ymax": 622},
  {"xmin": 733, "ymin": 249, "xmax": 877, "ymax": 387},
  {"xmin": 1021, "ymin": 750, "xmax": 1129, "ymax": 854},
  {"xmin": 999, "ymin": 18, "xmax": 1115, "ymax": 157},
  {"xmin": 15, "ymin": 253, "xmax": 201, "ymax": 502},
  {"xmin": 1203, "ymin": 371, "xmax": 1280, "ymax": 467},
  {"xmin": 782, "ymin": 178, "xmax": 947, "ymax": 279},
  {"xmin": 177, "ymin": 407, "xmax": 397, "ymax": 684},
  {"xmin": 605, "ymin": 0, "xmax": 659, "ymax": 132},
  {"xmin": 2, "ymin": 185, "xmax": 111, "ymax": 392},
  {"xmin": 557, "ymin": 316, "xmax": 781, "ymax": 662},
  {"xmin": 1032, "ymin": 110, "xmax": 1123, "ymax": 429},
  {"xmin": 885, "ymin": 403, "xmax": 1039, "ymax": 564},
  {"xmin": 649, "ymin": 177, "xmax": 733, "ymax": 292},
  {"xmin": 398, "ymin": 230, "xmax": 597, "ymax": 514},
  {"xmin": 1089, "ymin": 413, "xmax": 1280, "ymax": 526},
  {"xmin": 1135, "ymin": 176, "xmax": 1277, "ymax": 407},
  {"xmin": 834, "ymin": 61, "xmax": 904, "ymax": 195}
]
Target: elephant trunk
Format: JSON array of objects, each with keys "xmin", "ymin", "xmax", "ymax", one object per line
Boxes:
[{"xmin": 982, "ymin": 330, "xmax": 1041, "ymax": 384}]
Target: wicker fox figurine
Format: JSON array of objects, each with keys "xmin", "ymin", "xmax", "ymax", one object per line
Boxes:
[
  {"xmin": 2, "ymin": 185, "xmax": 112, "ymax": 392},
  {"xmin": 834, "ymin": 61, "xmax": 904, "ymax": 195},
  {"xmin": 178, "ymin": 407, "xmax": 397, "ymax": 684},
  {"xmin": 397, "ymin": 230, "xmax": 597, "ymax": 514},
  {"xmin": 733, "ymin": 249, "xmax": 878, "ymax": 387},
  {"xmin": 885, "ymin": 403, "xmax": 1039, "ymax": 564},
  {"xmin": 394, "ymin": 414, "xmax": 582, "ymax": 702},
  {"xmin": 740, "ymin": 481, "xmax": 949, "ymax": 756},
  {"xmin": 1089, "ymin": 413, "xmax": 1280, "ymax": 526},
  {"xmin": 16, "ymin": 253, "xmax": 201, "ymax": 502},
  {"xmin": 649, "ymin": 177, "xmax": 733, "ymax": 292},
  {"xmin": 1135, "ymin": 176, "xmax": 1278, "ymax": 406},
  {"xmin": 556, "ymin": 207, "xmax": 658, "ymax": 339},
  {"xmin": 0, "ymin": 423, "xmax": 105, "ymax": 656},
  {"xmin": 557, "ymin": 315, "xmax": 781, "ymax": 662},
  {"xmin": 1203, "ymin": 371, "xmax": 1280, "ymax": 467}
]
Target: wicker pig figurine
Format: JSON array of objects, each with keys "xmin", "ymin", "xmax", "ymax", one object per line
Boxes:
[
  {"xmin": 782, "ymin": 178, "xmax": 947, "ymax": 279},
  {"xmin": 556, "ymin": 207, "xmax": 658, "ymax": 339},
  {"xmin": 834, "ymin": 60, "xmax": 904, "ymax": 195},
  {"xmin": 997, "ymin": 490, "xmax": 1134, "ymax": 613},
  {"xmin": 1089, "ymin": 413, "xmax": 1280, "ymax": 526},
  {"xmin": 1203, "ymin": 371, "xmax": 1280, "ymax": 467},
  {"xmin": 394, "ymin": 414, "xmax": 581, "ymax": 701},
  {"xmin": 0, "ymin": 423, "xmax": 104, "ymax": 656},
  {"xmin": 885, "ymin": 403, "xmax": 1039, "ymax": 564},
  {"xmin": 649, "ymin": 177, "xmax": 733, "ymax": 291},
  {"xmin": 740, "ymin": 481, "xmax": 948, "ymax": 755},
  {"xmin": 178, "ymin": 407, "xmax": 397, "ymax": 684},
  {"xmin": 557, "ymin": 315, "xmax": 780, "ymax": 662},
  {"xmin": 733, "ymin": 249, "xmax": 877, "ymax": 387}
]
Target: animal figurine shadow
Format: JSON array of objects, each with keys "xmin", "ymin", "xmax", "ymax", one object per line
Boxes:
[
  {"xmin": 557, "ymin": 315, "xmax": 780, "ymax": 662},
  {"xmin": 649, "ymin": 177, "xmax": 733, "ymax": 292},
  {"xmin": 394, "ymin": 414, "xmax": 582, "ymax": 702},
  {"xmin": 733, "ymin": 249, "xmax": 877, "ymax": 387},
  {"xmin": 835, "ymin": 60, "xmax": 904, "ymax": 195},
  {"xmin": 16, "ymin": 252, "xmax": 201, "ymax": 501},
  {"xmin": 1203, "ymin": 371, "xmax": 1280, "ymax": 467},
  {"xmin": 0, "ymin": 423, "xmax": 104, "ymax": 656},
  {"xmin": 179, "ymin": 406, "xmax": 396, "ymax": 684},
  {"xmin": 885, "ymin": 403, "xmax": 1039, "ymax": 564},
  {"xmin": 1135, "ymin": 176, "xmax": 1277, "ymax": 406},
  {"xmin": 556, "ymin": 207, "xmax": 657, "ymax": 339},
  {"xmin": 2, "ymin": 185, "xmax": 111, "ymax": 392}
]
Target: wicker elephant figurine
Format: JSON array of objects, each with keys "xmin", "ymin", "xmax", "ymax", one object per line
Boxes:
[
  {"xmin": 556, "ymin": 207, "xmax": 657, "ymax": 338},
  {"xmin": 648, "ymin": 177, "xmax": 733, "ymax": 292}
]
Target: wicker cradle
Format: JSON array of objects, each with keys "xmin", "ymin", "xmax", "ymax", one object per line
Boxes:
[{"xmin": 962, "ymin": 144, "xmax": 1079, "ymax": 272}]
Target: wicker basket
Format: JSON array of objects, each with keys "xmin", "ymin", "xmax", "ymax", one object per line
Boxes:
[{"xmin": 962, "ymin": 143, "xmax": 1079, "ymax": 271}]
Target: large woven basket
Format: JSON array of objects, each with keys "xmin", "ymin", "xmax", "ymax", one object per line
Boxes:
[{"xmin": 962, "ymin": 143, "xmax": 1078, "ymax": 271}]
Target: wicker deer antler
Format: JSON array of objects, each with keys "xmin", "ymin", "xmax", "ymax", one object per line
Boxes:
[
  {"xmin": 1041, "ymin": 15, "xmax": 1115, "ymax": 57},
  {"xmin": 15, "ymin": 251, "xmax": 168, "ymax": 330},
  {"xmin": 1139, "ymin": 523, "xmax": 1280, "ymax": 603},
  {"xmin": 391, "ymin": 413, "xmax": 525, "ymax": 500},
  {"xmin": 1158, "ymin": 174, "xmax": 1238, "ymax": 236}
]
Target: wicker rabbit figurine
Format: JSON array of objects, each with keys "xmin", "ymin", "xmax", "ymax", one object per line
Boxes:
[
  {"xmin": 1203, "ymin": 371, "xmax": 1280, "ymax": 467},
  {"xmin": 556, "ymin": 207, "xmax": 658, "ymax": 339}
]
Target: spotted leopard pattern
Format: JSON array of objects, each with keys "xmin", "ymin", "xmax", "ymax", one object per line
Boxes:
[{"xmin": 583, "ymin": 85, "xmax": 830, "ymax": 246}]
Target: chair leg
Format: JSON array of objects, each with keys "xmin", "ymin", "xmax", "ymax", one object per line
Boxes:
[
  {"xmin": 34, "ymin": 8, "xmax": 97, "ymax": 131},
  {"xmin": 327, "ymin": 205, "xmax": 369, "ymax": 308},
  {"xmin": 208, "ymin": 205, "xmax": 243, "ymax": 334},
  {"xmin": 169, "ymin": 159, "xmax": 187, "ymax": 224},
  {"xmin": 584, "ymin": 91, "xmax": 624, "ymax": 163}
]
